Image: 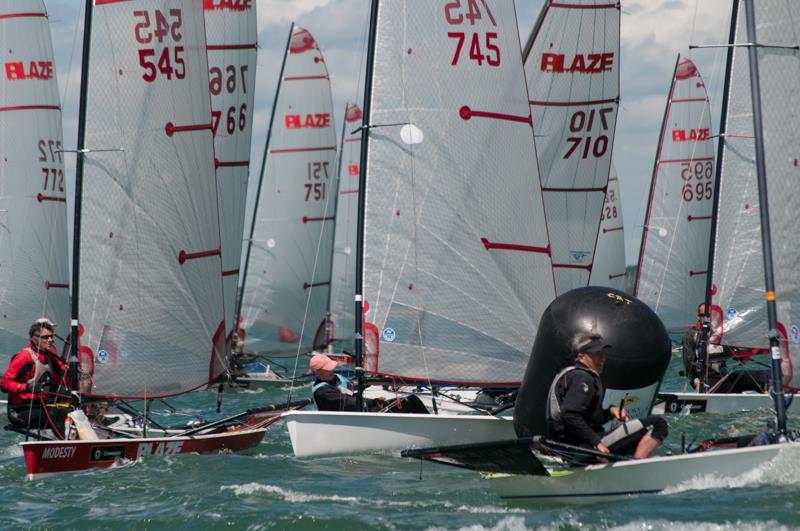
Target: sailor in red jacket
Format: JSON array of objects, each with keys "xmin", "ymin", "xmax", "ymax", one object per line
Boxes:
[{"xmin": 1, "ymin": 320, "xmax": 71, "ymax": 434}]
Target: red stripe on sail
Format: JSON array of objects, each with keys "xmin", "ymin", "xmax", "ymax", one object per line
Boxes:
[
  {"xmin": 37, "ymin": 194, "xmax": 66, "ymax": 203},
  {"xmin": 529, "ymin": 97, "xmax": 618, "ymax": 107},
  {"xmin": 688, "ymin": 215, "xmax": 712, "ymax": 222},
  {"xmin": 542, "ymin": 186, "xmax": 606, "ymax": 193},
  {"xmin": 0, "ymin": 12, "xmax": 47, "ymax": 20},
  {"xmin": 215, "ymin": 159, "xmax": 249, "ymax": 169},
  {"xmin": 95, "ymin": 0, "xmax": 135, "ymax": 5},
  {"xmin": 270, "ymin": 146, "xmax": 336, "ymax": 154},
  {"xmin": 603, "ymin": 226, "xmax": 623, "ymax": 233},
  {"xmin": 303, "ymin": 216, "xmax": 335, "ymax": 223},
  {"xmin": 345, "ymin": 137, "xmax": 361, "ymax": 143},
  {"xmin": 207, "ymin": 43, "xmax": 257, "ymax": 51},
  {"xmin": 222, "ymin": 269, "xmax": 239, "ymax": 277},
  {"xmin": 0, "ymin": 105, "xmax": 59, "ymax": 113},
  {"xmin": 550, "ymin": 2, "xmax": 619, "ymax": 8},
  {"xmin": 303, "ymin": 281, "xmax": 330, "ymax": 290},
  {"xmin": 671, "ymin": 98, "xmax": 708, "ymax": 103},
  {"xmin": 658, "ymin": 157, "xmax": 714, "ymax": 164},
  {"xmin": 285, "ymin": 75, "xmax": 329, "ymax": 81},
  {"xmin": 339, "ymin": 189, "xmax": 359, "ymax": 195},
  {"xmin": 480, "ymin": 238, "xmax": 550, "ymax": 254},
  {"xmin": 165, "ymin": 122, "xmax": 212, "ymax": 137},
  {"xmin": 45, "ymin": 281, "xmax": 68, "ymax": 289},
  {"xmin": 553, "ymin": 263, "xmax": 592, "ymax": 271},
  {"xmin": 689, "ymin": 270, "xmax": 708, "ymax": 276},
  {"xmin": 178, "ymin": 248, "xmax": 221, "ymax": 264},
  {"xmin": 459, "ymin": 106, "xmax": 531, "ymax": 125}
]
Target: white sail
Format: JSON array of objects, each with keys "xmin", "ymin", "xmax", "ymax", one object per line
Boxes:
[
  {"xmin": 0, "ymin": 1, "xmax": 69, "ymax": 358},
  {"xmin": 712, "ymin": 0, "xmax": 800, "ymax": 388},
  {"xmin": 522, "ymin": 0, "xmax": 620, "ymax": 295},
  {"xmin": 79, "ymin": 0, "xmax": 225, "ymax": 397},
  {"xmin": 589, "ymin": 164, "xmax": 625, "ymax": 291},
  {"xmin": 361, "ymin": 1, "xmax": 554, "ymax": 384},
  {"xmin": 239, "ymin": 25, "xmax": 338, "ymax": 356},
  {"xmin": 328, "ymin": 102, "xmax": 362, "ymax": 351},
  {"xmin": 635, "ymin": 57, "xmax": 715, "ymax": 331},
  {"xmin": 204, "ymin": 0, "xmax": 257, "ymax": 343}
]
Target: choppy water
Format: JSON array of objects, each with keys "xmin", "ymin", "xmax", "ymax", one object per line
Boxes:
[{"xmin": 2, "ymin": 354, "xmax": 799, "ymax": 530}]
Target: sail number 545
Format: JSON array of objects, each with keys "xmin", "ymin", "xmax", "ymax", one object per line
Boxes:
[{"xmin": 134, "ymin": 9, "xmax": 185, "ymax": 83}]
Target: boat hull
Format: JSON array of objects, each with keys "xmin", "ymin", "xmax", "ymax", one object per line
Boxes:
[
  {"xmin": 21, "ymin": 427, "xmax": 266, "ymax": 478},
  {"xmin": 491, "ymin": 443, "xmax": 796, "ymax": 503},
  {"xmin": 653, "ymin": 391, "xmax": 800, "ymax": 414},
  {"xmin": 285, "ymin": 411, "xmax": 516, "ymax": 457}
]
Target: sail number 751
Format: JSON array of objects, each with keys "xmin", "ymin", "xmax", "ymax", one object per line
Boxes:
[{"xmin": 445, "ymin": 0, "xmax": 500, "ymax": 67}]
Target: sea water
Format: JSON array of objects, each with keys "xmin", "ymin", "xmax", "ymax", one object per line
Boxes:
[{"xmin": 1, "ymin": 354, "xmax": 799, "ymax": 530}]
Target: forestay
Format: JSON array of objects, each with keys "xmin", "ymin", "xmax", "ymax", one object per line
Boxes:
[
  {"xmin": 711, "ymin": 0, "xmax": 800, "ymax": 388},
  {"xmin": 361, "ymin": 1, "xmax": 554, "ymax": 384},
  {"xmin": 522, "ymin": 0, "xmax": 620, "ymax": 295},
  {"xmin": 589, "ymin": 164, "xmax": 625, "ymax": 291},
  {"xmin": 204, "ymin": 0, "xmax": 257, "ymax": 342},
  {"xmin": 0, "ymin": 0, "xmax": 69, "ymax": 359},
  {"xmin": 635, "ymin": 57, "xmax": 714, "ymax": 331},
  {"xmin": 328, "ymin": 103, "xmax": 362, "ymax": 351},
  {"xmin": 79, "ymin": 0, "xmax": 224, "ymax": 397},
  {"xmin": 239, "ymin": 26, "xmax": 337, "ymax": 356}
]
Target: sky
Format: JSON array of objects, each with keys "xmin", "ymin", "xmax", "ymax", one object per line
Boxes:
[{"xmin": 43, "ymin": 0, "xmax": 734, "ymax": 266}]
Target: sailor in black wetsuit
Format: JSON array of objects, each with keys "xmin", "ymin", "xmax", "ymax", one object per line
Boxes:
[
  {"xmin": 309, "ymin": 353, "xmax": 428, "ymax": 413},
  {"xmin": 547, "ymin": 332, "xmax": 667, "ymax": 459}
]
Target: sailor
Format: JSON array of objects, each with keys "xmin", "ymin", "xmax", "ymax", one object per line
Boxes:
[
  {"xmin": 309, "ymin": 353, "xmax": 428, "ymax": 413},
  {"xmin": 546, "ymin": 332, "xmax": 667, "ymax": 459},
  {"xmin": 1, "ymin": 319, "xmax": 72, "ymax": 435}
]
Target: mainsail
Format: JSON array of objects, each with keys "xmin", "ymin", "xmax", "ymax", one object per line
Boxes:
[
  {"xmin": 589, "ymin": 164, "xmax": 625, "ymax": 291},
  {"xmin": 78, "ymin": 0, "xmax": 225, "ymax": 397},
  {"xmin": 635, "ymin": 57, "xmax": 715, "ymax": 331},
  {"xmin": 239, "ymin": 25, "xmax": 338, "ymax": 356},
  {"xmin": 328, "ymin": 102, "xmax": 362, "ymax": 351},
  {"xmin": 711, "ymin": 0, "xmax": 800, "ymax": 388},
  {"xmin": 360, "ymin": 1, "xmax": 554, "ymax": 384},
  {"xmin": 522, "ymin": 0, "xmax": 620, "ymax": 294},
  {"xmin": 204, "ymin": 0, "xmax": 257, "ymax": 343},
  {"xmin": 0, "ymin": 0, "xmax": 69, "ymax": 357}
]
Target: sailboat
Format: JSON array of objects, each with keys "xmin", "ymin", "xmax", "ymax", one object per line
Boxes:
[
  {"xmin": 522, "ymin": 0, "xmax": 620, "ymax": 295},
  {"xmin": 0, "ymin": 0, "xmax": 70, "ymax": 361},
  {"xmin": 589, "ymin": 164, "xmax": 626, "ymax": 291},
  {"xmin": 18, "ymin": 0, "xmax": 301, "ymax": 478},
  {"xmin": 403, "ymin": 0, "xmax": 800, "ymax": 502},
  {"xmin": 635, "ymin": 56, "xmax": 715, "ymax": 332},
  {"xmin": 205, "ymin": 0, "xmax": 257, "ymax": 348},
  {"xmin": 284, "ymin": 0, "xmax": 555, "ymax": 458},
  {"xmin": 236, "ymin": 24, "xmax": 338, "ymax": 361}
]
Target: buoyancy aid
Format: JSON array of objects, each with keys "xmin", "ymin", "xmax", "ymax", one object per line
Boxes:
[{"xmin": 311, "ymin": 373, "xmax": 352, "ymax": 409}]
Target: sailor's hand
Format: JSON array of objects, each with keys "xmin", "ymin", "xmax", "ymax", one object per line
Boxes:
[
  {"xmin": 374, "ymin": 397, "xmax": 389, "ymax": 410},
  {"xmin": 595, "ymin": 442, "xmax": 610, "ymax": 454},
  {"xmin": 609, "ymin": 405, "xmax": 629, "ymax": 422}
]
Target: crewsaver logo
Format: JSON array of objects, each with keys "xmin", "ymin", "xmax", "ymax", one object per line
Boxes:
[
  {"xmin": 89, "ymin": 445, "xmax": 126, "ymax": 462},
  {"xmin": 540, "ymin": 53, "xmax": 614, "ymax": 74},
  {"xmin": 671, "ymin": 128, "xmax": 710, "ymax": 142},
  {"xmin": 285, "ymin": 113, "xmax": 331, "ymax": 129},
  {"xmin": 5, "ymin": 61, "xmax": 54, "ymax": 81},
  {"xmin": 203, "ymin": 0, "xmax": 252, "ymax": 11}
]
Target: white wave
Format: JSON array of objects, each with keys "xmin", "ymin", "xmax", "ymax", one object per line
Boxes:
[
  {"xmin": 610, "ymin": 520, "xmax": 791, "ymax": 531},
  {"xmin": 426, "ymin": 516, "xmax": 529, "ymax": 531}
]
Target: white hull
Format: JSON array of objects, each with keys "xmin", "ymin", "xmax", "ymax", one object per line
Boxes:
[
  {"xmin": 284, "ymin": 411, "xmax": 516, "ymax": 458},
  {"xmin": 362, "ymin": 387, "xmax": 486, "ymax": 415},
  {"xmin": 653, "ymin": 391, "xmax": 800, "ymax": 415},
  {"xmin": 490, "ymin": 442, "xmax": 797, "ymax": 503}
]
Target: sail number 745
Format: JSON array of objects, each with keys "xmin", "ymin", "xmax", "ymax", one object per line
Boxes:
[{"xmin": 445, "ymin": 0, "xmax": 500, "ymax": 67}]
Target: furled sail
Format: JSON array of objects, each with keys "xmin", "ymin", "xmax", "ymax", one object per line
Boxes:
[
  {"xmin": 204, "ymin": 0, "xmax": 257, "ymax": 343},
  {"xmin": 361, "ymin": 1, "xmax": 555, "ymax": 384},
  {"xmin": 0, "ymin": 0, "xmax": 69, "ymax": 358},
  {"xmin": 589, "ymin": 164, "xmax": 625, "ymax": 291},
  {"xmin": 79, "ymin": 0, "xmax": 225, "ymax": 397},
  {"xmin": 239, "ymin": 25, "xmax": 337, "ymax": 356},
  {"xmin": 522, "ymin": 0, "xmax": 620, "ymax": 294},
  {"xmin": 711, "ymin": 0, "xmax": 800, "ymax": 388},
  {"xmin": 328, "ymin": 102, "xmax": 362, "ymax": 352},
  {"xmin": 635, "ymin": 57, "xmax": 715, "ymax": 331}
]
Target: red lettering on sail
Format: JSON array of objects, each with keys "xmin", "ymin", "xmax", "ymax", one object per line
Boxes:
[
  {"xmin": 671, "ymin": 128, "xmax": 710, "ymax": 142},
  {"xmin": 540, "ymin": 52, "xmax": 614, "ymax": 74},
  {"xmin": 285, "ymin": 113, "xmax": 331, "ymax": 129},
  {"xmin": 347, "ymin": 164, "xmax": 359, "ymax": 176},
  {"xmin": 204, "ymin": 0, "xmax": 252, "ymax": 11},
  {"xmin": 4, "ymin": 61, "xmax": 53, "ymax": 81}
]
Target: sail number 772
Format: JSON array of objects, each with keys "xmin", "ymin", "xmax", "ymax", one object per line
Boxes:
[{"xmin": 444, "ymin": 0, "xmax": 500, "ymax": 67}]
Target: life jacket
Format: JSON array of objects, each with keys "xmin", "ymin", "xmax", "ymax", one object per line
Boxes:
[
  {"xmin": 311, "ymin": 373, "xmax": 352, "ymax": 409},
  {"xmin": 24, "ymin": 347, "xmax": 52, "ymax": 391},
  {"xmin": 546, "ymin": 364, "xmax": 602, "ymax": 427}
]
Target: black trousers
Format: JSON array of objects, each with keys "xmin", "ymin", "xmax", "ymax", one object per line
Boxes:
[{"xmin": 8, "ymin": 403, "xmax": 70, "ymax": 435}]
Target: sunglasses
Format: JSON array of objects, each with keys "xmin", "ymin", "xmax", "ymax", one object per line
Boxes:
[{"xmin": 36, "ymin": 334, "xmax": 54, "ymax": 340}]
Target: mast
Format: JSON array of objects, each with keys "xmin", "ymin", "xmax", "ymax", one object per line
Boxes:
[
  {"xmin": 696, "ymin": 0, "xmax": 739, "ymax": 388},
  {"xmin": 234, "ymin": 24, "xmax": 294, "ymax": 330},
  {"xmin": 742, "ymin": 0, "xmax": 787, "ymax": 434},
  {"xmin": 69, "ymin": 0, "xmax": 94, "ymax": 392},
  {"xmin": 354, "ymin": 0, "xmax": 379, "ymax": 411}
]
